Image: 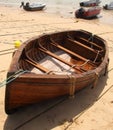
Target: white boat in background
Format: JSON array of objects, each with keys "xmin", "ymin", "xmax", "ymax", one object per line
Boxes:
[
  {"xmin": 103, "ymin": 2, "xmax": 113, "ymax": 10},
  {"xmin": 20, "ymin": 2, "xmax": 46, "ymax": 11}
]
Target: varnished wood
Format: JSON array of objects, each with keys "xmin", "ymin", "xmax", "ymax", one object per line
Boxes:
[
  {"xmin": 67, "ymin": 31, "xmax": 104, "ymax": 51},
  {"xmin": 5, "ymin": 29, "xmax": 109, "ymax": 114},
  {"xmin": 38, "ymin": 47, "xmax": 84, "ymax": 73},
  {"xmin": 67, "ymin": 38, "xmax": 101, "ymax": 56},
  {"xmin": 50, "ymin": 39, "xmax": 96, "ymax": 67},
  {"xmin": 77, "ymin": 37, "xmax": 103, "ymax": 50},
  {"xmin": 25, "ymin": 59, "xmax": 49, "ymax": 73}
]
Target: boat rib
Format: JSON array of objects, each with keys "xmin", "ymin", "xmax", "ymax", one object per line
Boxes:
[{"xmin": 50, "ymin": 38, "xmax": 97, "ymax": 67}]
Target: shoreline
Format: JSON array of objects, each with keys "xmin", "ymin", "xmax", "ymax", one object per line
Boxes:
[
  {"xmin": 1, "ymin": 3, "xmax": 113, "ymax": 26},
  {"xmin": 0, "ymin": 5, "xmax": 113, "ymax": 130}
]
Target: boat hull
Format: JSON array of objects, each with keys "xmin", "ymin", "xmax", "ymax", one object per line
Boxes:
[
  {"xmin": 75, "ymin": 7, "xmax": 101, "ymax": 19},
  {"xmin": 20, "ymin": 2, "xmax": 46, "ymax": 11},
  {"xmin": 5, "ymin": 72, "xmax": 97, "ymax": 113},
  {"xmin": 5, "ymin": 29, "xmax": 109, "ymax": 114},
  {"xmin": 80, "ymin": 0, "xmax": 101, "ymax": 7},
  {"xmin": 103, "ymin": 4, "xmax": 113, "ymax": 10},
  {"xmin": 23, "ymin": 5, "xmax": 45, "ymax": 11}
]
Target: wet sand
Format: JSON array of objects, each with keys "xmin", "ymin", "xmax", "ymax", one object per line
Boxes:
[
  {"xmin": 1, "ymin": 0, "xmax": 113, "ymax": 25},
  {"xmin": 0, "ymin": 5, "xmax": 113, "ymax": 130}
]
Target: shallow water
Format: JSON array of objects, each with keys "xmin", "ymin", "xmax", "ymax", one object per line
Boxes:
[{"xmin": 0, "ymin": 0, "xmax": 113, "ymax": 26}]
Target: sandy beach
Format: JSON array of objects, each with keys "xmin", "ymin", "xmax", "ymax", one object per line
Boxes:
[{"xmin": 0, "ymin": 5, "xmax": 113, "ymax": 130}]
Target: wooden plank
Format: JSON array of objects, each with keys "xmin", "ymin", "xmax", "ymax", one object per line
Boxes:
[
  {"xmin": 38, "ymin": 47, "xmax": 84, "ymax": 73},
  {"xmin": 67, "ymin": 38, "xmax": 101, "ymax": 56},
  {"xmin": 73, "ymin": 36, "xmax": 103, "ymax": 50},
  {"xmin": 25, "ymin": 57, "xmax": 50, "ymax": 73},
  {"xmin": 50, "ymin": 39, "xmax": 96, "ymax": 67}
]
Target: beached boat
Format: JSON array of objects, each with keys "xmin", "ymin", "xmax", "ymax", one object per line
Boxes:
[
  {"xmin": 5, "ymin": 29, "xmax": 109, "ymax": 114},
  {"xmin": 103, "ymin": 2, "xmax": 113, "ymax": 10},
  {"xmin": 75, "ymin": 7, "xmax": 101, "ymax": 19},
  {"xmin": 20, "ymin": 2, "xmax": 46, "ymax": 11},
  {"xmin": 80, "ymin": 0, "xmax": 101, "ymax": 7}
]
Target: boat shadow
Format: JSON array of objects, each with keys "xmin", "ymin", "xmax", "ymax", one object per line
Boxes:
[{"xmin": 4, "ymin": 74, "xmax": 108, "ymax": 130}]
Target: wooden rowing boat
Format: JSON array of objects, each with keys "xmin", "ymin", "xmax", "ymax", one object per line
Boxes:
[
  {"xmin": 5, "ymin": 29, "xmax": 109, "ymax": 114},
  {"xmin": 20, "ymin": 2, "xmax": 46, "ymax": 11}
]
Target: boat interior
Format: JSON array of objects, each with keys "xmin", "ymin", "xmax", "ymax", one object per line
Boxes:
[{"xmin": 18, "ymin": 30, "xmax": 105, "ymax": 75}]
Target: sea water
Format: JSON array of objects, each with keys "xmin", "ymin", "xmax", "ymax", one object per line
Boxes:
[{"xmin": 0, "ymin": 0, "xmax": 113, "ymax": 25}]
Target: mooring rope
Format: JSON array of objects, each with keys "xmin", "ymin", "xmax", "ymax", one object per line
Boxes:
[
  {"xmin": 46, "ymin": 60, "xmax": 90, "ymax": 75},
  {"xmin": 0, "ymin": 70, "xmax": 29, "ymax": 87},
  {"xmin": 0, "ymin": 48, "xmax": 16, "ymax": 56},
  {"xmin": 0, "ymin": 48, "xmax": 16, "ymax": 53},
  {"xmin": 0, "ymin": 70, "xmax": 7, "ymax": 73}
]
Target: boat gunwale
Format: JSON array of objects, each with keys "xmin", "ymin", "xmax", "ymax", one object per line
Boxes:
[{"xmin": 7, "ymin": 29, "xmax": 109, "ymax": 78}]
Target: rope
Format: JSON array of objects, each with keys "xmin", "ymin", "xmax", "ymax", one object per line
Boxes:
[
  {"xmin": 46, "ymin": 70, "xmax": 76, "ymax": 97},
  {"xmin": 62, "ymin": 60, "xmax": 89, "ymax": 72},
  {"xmin": 0, "ymin": 48, "xmax": 16, "ymax": 53},
  {"xmin": 93, "ymin": 50, "xmax": 100, "ymax": 63},
  {"xmin": 0, "ymin": 51, "xmax": 15, "ymax": 56},
  {"xmin": 0, "ymin": 70, "xmax": 7, "ymax": 73},
  {"xmin": 0, "ymin": 21, "xmax": 74, "ymax": 30},
  {"xmin": 73, "ymin": 60, "xmax": 90, "ymax": 67},
  {"xmin": 0, "ymin": 48, "xmax": 16, "ymax": 56},
  {"xmin": 0, "ymin": 70, "xmax": 29, "ymax": 87},
  {"xmin": 45, "ymin": 60, "xmax": 90, "ymax": 75},
  {"xmin": 0, "ymin": 27, "xmax": 68, "ymax": 37},
  {"xmin": 97, "ymin": 31, "xmax": 113, "ymax": 36}
]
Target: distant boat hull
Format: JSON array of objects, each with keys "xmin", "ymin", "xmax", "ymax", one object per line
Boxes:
[
  {"xmin": 80, "ymin": 0, "xmax": 101, "ymax": 7},
  {"xmin": 5, "ymin": 30, "xmax": 109, "ymax": 114},
  {"xmin": 20, "ymin": 2, "xmax": 46, "ymax": 11},
  {"xmin": 103, "ymin": 3, "xmax": 113, "ymax": 10},
  {"xmin": 24, "ymin": 5, "xmax": 46, "ymax": 11},
  {"xmin": 75, "ymin": 7, "xmax": 101, "ymax": 19}
]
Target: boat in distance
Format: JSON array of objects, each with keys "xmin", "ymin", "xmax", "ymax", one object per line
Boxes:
[
  {"xmin": 80, "ymin": 0, "xmax": 101, "ymax": 7},
  {"xmin": 5, "ymin": 29, "xmax": 109, "ymax": 114},
  {"xmin": 103, "ymin": 2, "xmax": 113, "ymax": 10},
  {"xmin": 75, "ymin": 7, "xmax": 101, "ymax": 19},
  {"xmin": 20, "ymin": 2, "xmax": 46, "ymax": 11}
]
